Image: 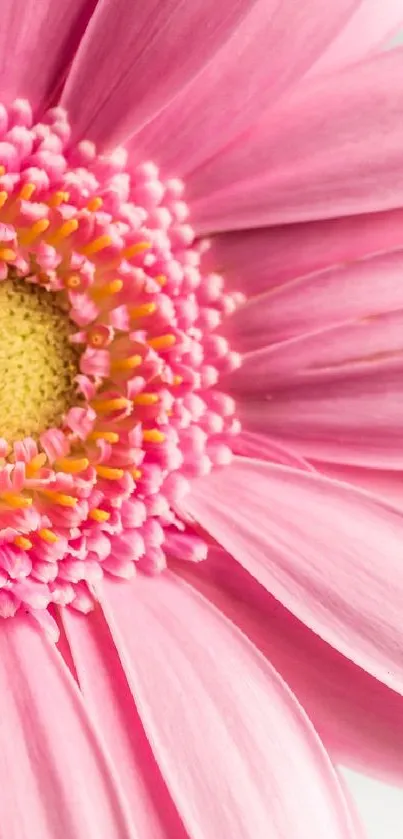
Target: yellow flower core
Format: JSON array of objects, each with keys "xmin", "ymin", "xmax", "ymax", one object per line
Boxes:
[{"xmin": 0, "ymin": 278, "xmax": 79, "ymax": 442}]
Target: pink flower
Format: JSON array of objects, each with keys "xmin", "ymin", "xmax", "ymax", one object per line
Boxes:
[{"xmin": 0, "ymin": 2, "xmax": 403, "ymax": 837}]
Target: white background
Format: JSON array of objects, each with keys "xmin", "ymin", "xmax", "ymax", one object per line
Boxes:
[{"xmin": 341, "ymin": 768, "xmax": 403, "ymax": 837}]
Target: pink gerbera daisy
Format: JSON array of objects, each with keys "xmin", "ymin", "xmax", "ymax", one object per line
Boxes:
[{"xmin": 1, "ymin": 1, "xmax": 403, "ymax": 837}]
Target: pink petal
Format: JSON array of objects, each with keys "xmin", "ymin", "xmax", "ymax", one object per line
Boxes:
[
  {"xmin": 225, "ymin": 250, "xmax": 403, "ymax": 353},
  {"xmin": 176, "ymin": 548, "xmax": 403, "ymax": 784},
  {"xmin": 205, "ymin": 209, "xmax": 403, "ymax": 297},
  {"xmin": 183, "ymin": 458, "xmax": 403, "ymax": 693},
  {"xmin": 187, "ymin": 48, "xmax": 403, "ymax": 233},
  {"xmin": 0, "ymin": 0, "xmax": 97, "ymax": 111},
  {"xmin": 310, "ymin": 1, "xmax": 403, "ymax": 75},
  {"xmin": 98, "ymin": 573, "xmax": 359, "ymax": 839},
  {"xmin": 234, "ymin": 429, "xmax": 315, "ymax": 472},
  {"xmin": 62, "ymin": 0, "xmax": 273, "ymax": 146},
  {"xmin": 230, "ymin": 313, "xmax": 403, "ymax": 468},
  {"xmin": 311, "ymin": 462, "xmax": 403, "ymax": 511},
  {"xmin": 0, "ymin": 615, "xmax": 134, "ymax": 838},
  {"xmin": 132, "ymin": 0, "xmax": 360, "ymax": 174},
  {"xmin": 62, "ymin": 607, "xmax": 188, "ymax": 839}
]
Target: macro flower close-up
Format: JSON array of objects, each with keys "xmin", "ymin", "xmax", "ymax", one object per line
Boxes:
[{"xmin": 1, "ymin": 1, "xmax": 403, "ymax": 836}]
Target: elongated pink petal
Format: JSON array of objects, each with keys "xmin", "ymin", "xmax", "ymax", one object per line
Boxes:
[
  {"xmin": 132, "ymin": 0, "xmax": 359, "ymax": 174},
  {"xmin": 188, "ymin": 48, "xmax": 403, "ymax": 233},
  {"xmin": 0, "ymin": 615, "xmax": 135, "ymax": 838},
  {"xmin": 234, "ymin": 429, "xmax": 315, "ymax": 471},
  {"xmin": 62, "ymin": 607, "xmax": 188, "ymax": 839},
  {"xmin": 0, "ymin": 0, "xmax": 97, "ymax": 111},
  {"xmin": 62, "ymin": 0, "xmax": 272, "ymax": 145},
  {"xmin": 311, "ymin": 463, "xmax": 403, "ymax": 511},
  {"xmin": 205, "ymin": 209, "xmax": 403, "ymax": 296},
  {"xmin": 310, "ymin": 0, "xmax": 403, "ymax": 75},
  {"xmin": 225, "ymin": 251, "xmax": 403, "ymax": 353},
  {"xmin": 230, "ymin": 314, "xmax": 403, "ymax": 468},
  {"xmin": 184, "ymin": 458, "xmax": 403, "ymax": 693},
  {"xmin": 98, "ymin": 573, "xmax": 359, "ymax": 839},
  {"xmin": 176, "ymin": 548, "xmax": 403, "ymax": 784}
]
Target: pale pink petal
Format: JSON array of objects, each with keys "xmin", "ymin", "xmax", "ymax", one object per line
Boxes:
[
  {"xmin": 310, "ymin": 0, "xmax": 403, "ymax": 75},
  {"xmin": 204, "ymin": 209, "xmax": 403, "ymax": 297},
  {"xmin": 0, "ymin": 0, "xmax": 97, "ymax": 111},
  {"xmin": 98, "ymin": 573, "xmax": 359, "ymax": 839},
  {"xmin": 311, "ymin": 463, "xmax": 403, "ymax": 511},
  {"xmin": 230, "ymin": 313, "xmax": 403, "ymax": 468},
  {"xmin": 62, "ymin": 607, "xmax": 188, "ymax": 839},
  {"xmin": 62, "ymin": 0, "xmax": 275, "ymax": 145},
  {"xmin": 184, "ymin": 458, "xmax": 403, "ymax": 693},
  {"xmin": 234, "ymin": 429, "xmax": 315, "ymax": 471},
  {"xmin": 187, "ymin": 48, "xmax": 403, "ymax": 233},
  {"xmin": 0, "ymin": 615, "xmax": 135, "ymax": 838},
  {"xmin": 176, "ymin": 548, "xmax": 403, "ymax": 784},
  {"xmin": 132, "ymin": 0, "xmax": 360, "ymax": 173},
  {"xmin": 225, "ymin": 250, "xmax": 403, "ymax": 352}
]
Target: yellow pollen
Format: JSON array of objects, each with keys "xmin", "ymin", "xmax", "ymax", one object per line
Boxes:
[
  {"xmin": 130, "ymin": 302, "xmax": 157, "ymax": 319},
  {"xmin": 148, "ymin": 334, "xmax": 176, "ymax": 351},
  {"xmin": 122, "ymin": 241, "xmax": 151, "ymax": 259},
  {"xmin": 26, "ymin": 453, "xmax": 48, "ymax": 476},
  {"xmin": 95, "ymin": 465, "xmax": 124, "ymax": 480},
  {"xmin": 155, "ymin": 274, "xmax": 167, "ymax": 287},
  {"xmin": 48, "ymin": 218, "xmax": 79, "ymax": 244},
  {"xmin": 2, "ymin": 494, "xmax": 33, "ymax": 509},
  {"xmin": 48, "ymin": 191, "xmax": 69, "ymax": 207},
  {"xmin": 42, "ymin": 490, "xmax": 77, "ymax": 507},
  {"xmin": 91, "ymin": 397, "xmax": 130, "ymax": 413},
  {"xmin": 38, "ymin": 528, "xmax": 59, "ymax": 544},
  {"xmin": 142, "ymin": 429, "xmax": 165, "ymax": 444},
  {"xmin": 133, "ymin": 392, "xmax": 159, "ymax": 406},
  {"xmin": 111, "ymin": 354, "xmax": 142, "ymax": 372},
  {"xmin": 81, "ymin": 235, "xmax": 112, "ymax": 256},
  {"xmin": 87, "ymin": 197, "xmax": 103, "ymax": 212},
  {"xmin": 0, "ymin": 248, "xmax": 16, "ymax": 262},
  {"xmin": 0, "ymin": 191, "xmax": 8, "ymax": 209},
  {"xmin": 64, "ymin": 274, "xmax": 82, "ymax": 289},
  {"xmin": 89, "ymin": 508, "xmax": 110, "ymax": 522},
  {"xmin": 19, "ymin": 218, "xmax": 50, "ymax": 245},
  {"xmin": 54, "ymin": 457, "xmax": 89, "ymax": 474},
  {"xmin": 19, "ymin": 183, "xmax": 36, "ymax": 201},
  {"xmin": 14, "ymin": 535, "xmax": 32, "ymax": 551},
  {"xmin": 88, "ymin": 431, "xmax": 120, "ymax": 443}
]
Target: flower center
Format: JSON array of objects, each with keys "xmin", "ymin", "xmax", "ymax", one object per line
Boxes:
[{"xmin": 0, "ymin": 277, "xmax": 78, "ymax": 442}]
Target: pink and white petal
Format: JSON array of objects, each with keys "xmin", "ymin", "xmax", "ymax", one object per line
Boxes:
[
  {"xmin": 225, "ymin": 251, "xmax": 403, "ymax": 353},
  {"xmin": 98, "ymin": 573, "xmax": 359, "ymax": 839},
  {"xmin": 176, "ymin": 548, "xmax": 403, "ymax": 784},
  {"xmin": 132, "ymin": 0, "xmax": 360, "ymax": 175},
  {"xmin": 310, "ymin": 0, "xmax": 403, "ymax": 76},
  {"xmin": 188, "ymin": 48, "xmax": 403, "ymax": 234},
  {"xmin": 62, "ymin": 607, "xmax": 189, "ymax": 839},
  {"xmin": 311, "ymin": 462, "xmax": 403, "ymax": 511},
  {"xmin": 184, "ymin": 458, "xmax": 403, "ymax": 693},
  {"xmin": 62, "ymin": 0, "xmax": 273, "ymax": 146},
  {"xmin": 0, "ymin": 0, "xmax": 97, "ymax": 113},
  {"xmin": 230, "ymin": 314, "xmax": 403, "ymax": 468},
  {"xmin": 205, "ymin": 209, "xmax": 403, "ymax": 297},
  {"xmin": 234, "ymin": 429, "xmax": 315, "ymax": 471},
  {"xmin": 0, "ymin": 614, "xmax": 135, "ymax": 839}
]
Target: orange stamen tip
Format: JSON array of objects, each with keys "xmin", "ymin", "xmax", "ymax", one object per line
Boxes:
[
  {"xmin": 26, "ymin": 452, "xmax": 47, "ymax": 476},
  {"xmin": 106, "ymin": 279, "xmax": 123, "ymax": 294},
  {"xmin": 91, "ymin": 397, "xmax": 130, "ymax": 413},
  {"xmin": 21, "ymin": 218, "xmax": 50, "ymax": 244},
  {"xmin": 87, "ymin": 197, "xmax": 103, "ymax": 212},
  {"xmin": 0, "ymin": 191, "xmax": 8, "ymax": 209},
  {"xmin": 43, "ymin": 491, "xmax": 77, "ymax": 507},
  {"xmin": 173, "ymin": 375, "xmax": 183, "ymax": 386},
  {"xmin": 89, "ymin": 508, "xmax": 110, "ymax": 522},
  {"xmin": 148, "ymin": 334, "xmax": 176, "ymax": 351},
  {"xmin": 19, "ymin": 183, "xmax": 36, "ymax": 201},
  {"xmin": 142, "ymin": 429, "xmax": 165, "ymax": 444},
  {"xmin": 50, "ymin": 218, "xmax": 79, "ymax": 243},
  {"xmin": 95, "ymin": 465, "xmax": 124, "ymax": 481},
  {"xmin": 155, "ymin": 274, "xmax": 167, "ymax": 287},
  {"xmin": 55, "ymin": 457, "xmax": 89, "ymax": 474},
  {"xmin": 2, "ymin": 494, "xmax": 33, "ymax": 509},
  {"xmin": 131, "ymin": 468, "xmax": 142, "ymax": 480},
  {"xmin": 130, "ymin": 302, "xmax": 157, "ymax": 319},
  {"xmin": 88, "ymin": 431, "xmax": 120, "ymax": 443},
  {"xmin": 122, "ymin": 241, "xmax": 151, "ymax": 260},
  {"xmin": 133, "ymin": 392, "xmax": 159, "ymax": 406},
  {"xmin": 48, "ymin": 191, "xmax": 69, "ymax": 207},
  {"xmin": 0, "ymin": 248, "xmax": 16, "ymax": 262},
  {"xmin": 64, "ymin": 274, "xmax": 82, "ymax": 289},
  {"xmin": 14, "ymin": 536, "xmax": 32, "ymax": 551},
  {"xmin": 111, "ymin": 354, "xmax": 142, "ymax": 372},
  {"xmin": 38, "ymin": 528, "xmax": 59, "ymax": 544},
  {"xmin": 81, "ymin": 234, "xmax": 112, "ymax": 256},
  {"xmin": 0, "ymin": 165, "xmax": 5, "ymax": 176}
]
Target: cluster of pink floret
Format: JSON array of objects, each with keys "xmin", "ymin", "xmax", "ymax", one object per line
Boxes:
[{"xmin": 0, "ymin": 98, "xmax": 242, "ymax": 630}]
